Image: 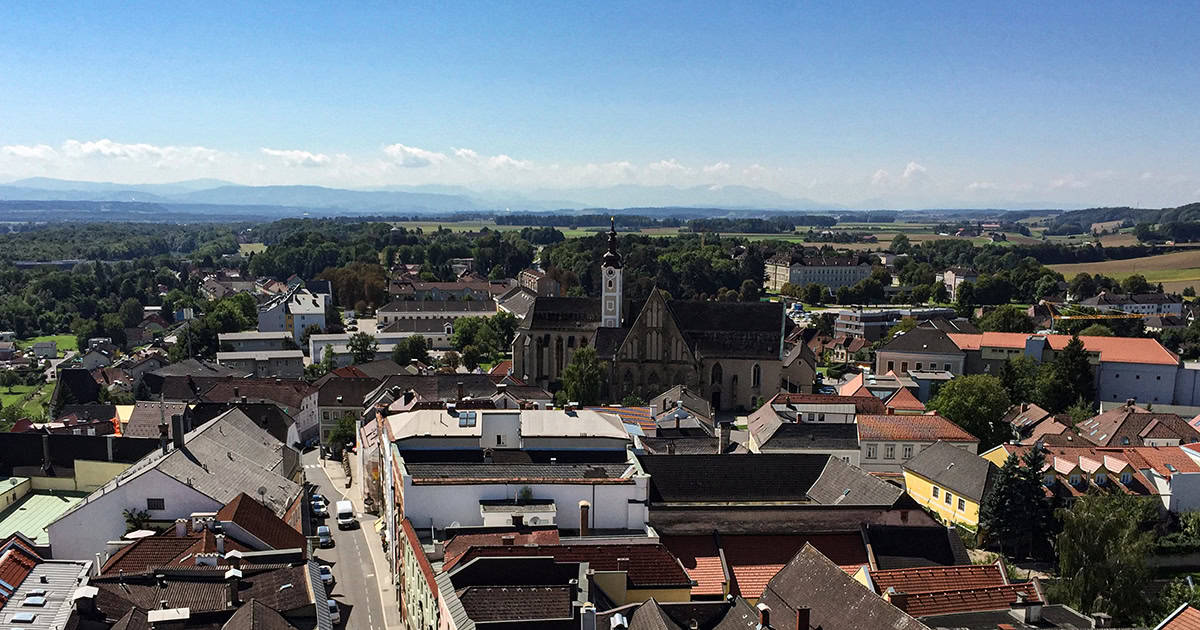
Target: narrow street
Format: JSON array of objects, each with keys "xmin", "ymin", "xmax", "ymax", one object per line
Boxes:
[{"xmin": 304, "ymin": 448, "xmax": 389, "ymax": 630}]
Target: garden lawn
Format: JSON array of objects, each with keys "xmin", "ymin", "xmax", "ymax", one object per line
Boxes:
[{"xmin": 17, "ymin": 334, "xmax": 78, "ymax": 354}]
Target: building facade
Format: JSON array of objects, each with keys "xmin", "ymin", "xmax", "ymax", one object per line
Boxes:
[
  {"xmin": 512, "ymin": 223, "xmax": 814, "ymax": 410},
  {"xmin": 765, "ymin": 255, "xmax": 872, "ymax": 292}
]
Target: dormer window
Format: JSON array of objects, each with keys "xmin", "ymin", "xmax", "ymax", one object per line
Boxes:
[
  {"xmin": 1044, "ymin": 474, "xmax": 1055, "ymax": 486},
  {"xmin": 1069, "ymin": 474, "xmax": 1081, "ymax": 486},
  {"xmin": 1096, "ymin": 473, "xmax": 1107, "ymax": 485},
  {"xmin": 1121, "ymin": 472, "xmax": 1132, "ymax": 484}
]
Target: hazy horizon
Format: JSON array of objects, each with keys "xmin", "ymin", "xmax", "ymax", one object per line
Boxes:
[{"xmin": 3, "ymin": 2, "xmax": 1199, "ymax": 209}]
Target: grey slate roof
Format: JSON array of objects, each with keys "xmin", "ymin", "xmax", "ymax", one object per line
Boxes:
[
  {"xmin": 901, "ymin": 441, "xmax": 996, "ymax": 503},
  {"xmin": 757, "ymin": 423, "xmax": 860, "ymax": 451},
  {"xmin": 878, "ymin": 327, "xmax": 963, "ymax": 355},
  {"xmin": 807, "ymin": 456, "xmax": 903, "ymax": 505}
]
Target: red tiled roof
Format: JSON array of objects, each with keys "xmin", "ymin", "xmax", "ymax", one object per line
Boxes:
[
  {"xmin": 661, "ymin": 536, "xmax": 726, "ymax": 597},
  {"xmin": 723, "ymin": 534, "xmax": 869, "ymax": 600},
  {"xmin": 0, "ymin": 540, "xmax": 40, "ymax": 607},
  {"xmin": 216, "ymin": 493, "xmax": 306, "ymax": 551},
  {"xmin": 489, "ymin": 360, "xmax": 512, "ymax": 376},
  {"xmin": 857, "ymin": 414, "xmax": 978, "ymax": 443},
  {"xmin": 1161, "ymin": 605, "xmax": 1200, "ymax": 630},
  {"xmin": 453, "ymin": 544, "xmax": 691, "ymax": 588},
  {"xmin": 885, "ymin": 388, "xmax": 926, "ymax": 412},
  {"xmin": 947, "ymin": 332, "xmax": 1178, "ymax": 366},
  {"xmin": 899, "ymin": 583, "xmax": 1040, "ymax": 617},
  {"xmin": 869, "ymin": 563, "xmax": 1006, "ymax": 596},
  {"xmin": 401, "ymin": 519, "xmax": 437, "ymax": 592},
  {"xmin": 442, "ymin": 529, "xmax": 561, "ymax": 570}
]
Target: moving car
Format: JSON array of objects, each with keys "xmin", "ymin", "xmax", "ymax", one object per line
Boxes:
[
  {"xmin": 335, "ymin": 500, "xmax": 357, "ymax": 530},
  {"xmin": 317, "ymin": 526, "xmax": 333, "ymax": 548}
]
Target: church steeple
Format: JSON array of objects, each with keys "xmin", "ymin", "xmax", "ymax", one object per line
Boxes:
[
  {"xmin": 602, "ymin": 216, "xmax": 622, "ymax": 269},
  {"xmin": 601, "ymin": 216, "xmax": 623, "ymax": 327}
]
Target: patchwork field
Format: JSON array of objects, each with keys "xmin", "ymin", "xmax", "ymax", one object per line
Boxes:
[{"xmin": 1049, "ymin": 250, "xmax": 1200, "ymax": 293}]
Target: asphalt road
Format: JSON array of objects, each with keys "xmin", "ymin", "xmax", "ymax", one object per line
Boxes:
[{"xmin": 305, "ymin": 449, "xmax": 387, "ymax": 630}]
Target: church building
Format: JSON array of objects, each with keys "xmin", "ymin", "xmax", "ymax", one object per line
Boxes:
[{"xmin": 511, "ymin": 221, "xmax": 815, "ymax": 410}]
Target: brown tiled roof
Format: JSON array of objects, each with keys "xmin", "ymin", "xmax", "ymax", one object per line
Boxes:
[
  {"xmin": 456, "ymin": 585, "xmax": 573, "ymax": 622},
  {"xmin": 947, "ymin": 332, "xmax": 1179, "ymax": 366},
  {"xmin": 124, "ymin": 401, "xmax": 189, "ymax": 438},
  {"xmin": 898, "ymin": 583, "xmax": 1039, "ymax": 618},
  {"xmin": 216, "ymin": 493, "xmax": 306, "ymax": 551},
  {"xmin": 857, "ymin": 414, "xmax": 978, "ymax": 443},
  {"xmin": 452, "ymin": 544, "xmax": 691, "ymax": 588},
  {"xmin": 1076, "ymin": 406, "xmax": 1200, "ymax": 447},
  {"xmin": 101, "ymin": 530, "xmax": 253, "ymax": 575},
  {"xmin": 220, "ymin": 598, "xmax": 300, "ymax": 630},
  {"xmin": 201, "ymin": 378, "xmax": 312, "ymax": 411},
  {"xmin": 441, "ymin": 529, "xmax": 561, "ymax": 570},
  {"xmin": 868, "ymin": 563, "xmax": 1006, "ymax": 596},
  {"xmin": 759, "ymin": 544, "xmax": 927, "ymax": 630},
  {"xmin": 92, "ymin": 564, "xmax": 314, "ymax": 619},
  {"xmin": 0, "ymin": 537, "xmax": 39, "ymax": 607}
]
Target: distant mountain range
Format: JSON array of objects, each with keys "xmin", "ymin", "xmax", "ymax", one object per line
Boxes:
[{"xmin": 0, "ymin": 177, "xmax": 848, "ymax": 215}]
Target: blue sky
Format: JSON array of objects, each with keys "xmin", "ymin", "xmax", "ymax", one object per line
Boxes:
[{"xmin": 2, "ymin": 1, "xmax": 1199, "ymax": 208}]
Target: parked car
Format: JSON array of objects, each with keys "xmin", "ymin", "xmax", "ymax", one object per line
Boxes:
[
  {"xmin": 317, "ymin": 526, "xmax": 333, "ymax": 548},
  {"xmin": 327, "ymin": 599, "xmax": 341, "ymax": 625},
  {"xmin": 319, "ymin": 565, "xmax": 335, "ymax": 588},
  {"xmin": 311, "ymin": 493, "xmax": 328, "ymax": 506}
]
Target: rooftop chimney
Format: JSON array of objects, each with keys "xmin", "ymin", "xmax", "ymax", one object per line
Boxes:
[
  {"xmin": 1009, "ymin": 591, "xmax": 1043, "ymax": 624},
  {"xmin": 756, "ymin": 602, "xmax": 771, "ymax": 629},
  {"xmin": 581, "ymin": 602, "xmax": 597, "ymax": 630},
  {"xmin": 215, "ymin": 534, "xmax": 225, "ymax": 555},
  {"xmin": 885, "ymin": 587, "xmax": 909, "ymax": 612},
  {"xmin": 174, "ymin": 519, "xmax": 187, "ymax": 538},
  {"xmin": 233, "ymin": 386, "xmax": 239, "ymax": 398},
  {"xmin": 502, "ymin": 535, "xmax": 516, "ymax": 546},
  {"xmin": 719, "ymin": 422, "xmax": 732, "ymax": 453},
  {"xmin": 1091, "ymin": 612, "xmax": 1112, "ymax": 628},
  {"xmin": 159, "ymin": 422, "xmax": 170, "ymax": 455},
  {"xmin": 1125, "ymin": 398, "xmax": 1136, "ymax": 408},
  {"xmin": 795, "ymin": 607, "xmax": 810, "ymax": 630},
  {"xmin": 171, "ymin": 414, "xmax": 185, "ymax": 451},
  {"xmin": 666, "ymin": 442, "xmax": 676, "ymax": 455},
  {"xmin": 609, "ymin": 613, "xmax": 629, "ymax": 630},
  {"xmin": 404, "ymin": 389, "xmax": 415, "ymax": 405},
  {"xmin": 886, "ymin": 406, "xmax": 895, "ymax": 415},
  {"xmin": 616, "ymin": 557, "xmax": 630, "ymax": 572},
  {"xmin": 457, "ymin": 381, "xmax": 465, "ymax": 401},
  {"xmin": 578, "ymin": 500, "xmax": 590, "ymax": 537},
  {"xmin": 225, "ymin": 568, "xmax": 242, "ymax": 607}
]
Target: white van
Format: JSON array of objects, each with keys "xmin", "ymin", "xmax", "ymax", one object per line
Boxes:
[{"xmin": 335, "ymin": 500, "xmax": 356, "ymax": 529}]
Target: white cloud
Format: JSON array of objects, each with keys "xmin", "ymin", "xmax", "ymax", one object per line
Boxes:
[
  {"xmin": 260, "ymin": 147, "xmax": 333, "ymax": 168},
  {"xmin": 902, "ymin": 161, "xmax": 927, "ymax": 179},
  {"xmin": 485, "ymin": 154, "xmax": 531, "ymax": 170},
  {"xmin": 1050, "ymin": 175, "xmax": 1088, "ymax": 189},
  {"xmin": 61, "ymin": 138, "xmax": 221, "ymax": 167},
  {"xmin": 383, "ymin": 143, "xmax": 446, "ymax": 168},
  {"xmin": 1, "ymin": 144, "xmax": 58, "ymax": 160},
  {"xmin": 648, "ymin": 158, "xmax": 689, "ymax": 173},
  {"xmin": 702, "ymin": 161, "xmax": 730, "ymax": 174},
  {"xmin": 871, "ymin": 169, "xmax": 890, "ymax": 187},
  {"xmin": 966, "ymin": 181, "xmax": 998, "ymax": 191}
]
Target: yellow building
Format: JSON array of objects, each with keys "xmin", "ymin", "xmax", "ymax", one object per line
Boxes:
[{"xmin": 901, "ymin": 440, "xmax": 996, "ymax": 529}]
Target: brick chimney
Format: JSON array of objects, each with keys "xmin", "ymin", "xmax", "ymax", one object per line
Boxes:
[
  {"xmin": 755, "ymin": 602, "xmax": 771, "ymax": 628},
  {"xmin": 885, "ymin": 587, "xmax": 909, "ymax": 612},
  {"xmin": 457, "ymin": 381, "xmax": 465, "ymax": 401},
  {"xmin": 795, "ymin": 607, "xmax": 810, "ymax": 630},
  {"xmin": 719, "ymin": 422, "xmax": 732, "ymax": 453},
  {"xmin": 501, "ymin": 535, "xmax": 516, "ymax": 546}
]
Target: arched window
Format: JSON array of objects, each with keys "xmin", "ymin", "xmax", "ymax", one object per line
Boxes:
[
  {"xmin": 711, "ymin": 363, "xmax": 723, "ymax": 386},
  {"xmin": 752, "ymin": 363, "xmax": 761, "ymax": 389}
]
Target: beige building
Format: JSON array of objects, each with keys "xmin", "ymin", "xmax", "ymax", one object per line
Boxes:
[
  {"xmin": 512, "ymin": 223, "xmax": 815, "ymax": 410},
  {"xmin": 765, "ymin": 254, "xmax": 872, "ymax": 292}
]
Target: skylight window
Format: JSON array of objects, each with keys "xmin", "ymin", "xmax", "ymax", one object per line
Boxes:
[
  {"xmin": 11, "ymin": 611, "xmax": 37, "ymax": 623},
  {"xmin": 458, "ymin": 411, "xmax": 477, "ymax": 427},
  {"xmin": 22, "ymin": 596, "xmax": 46, "ymax": 607}
]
